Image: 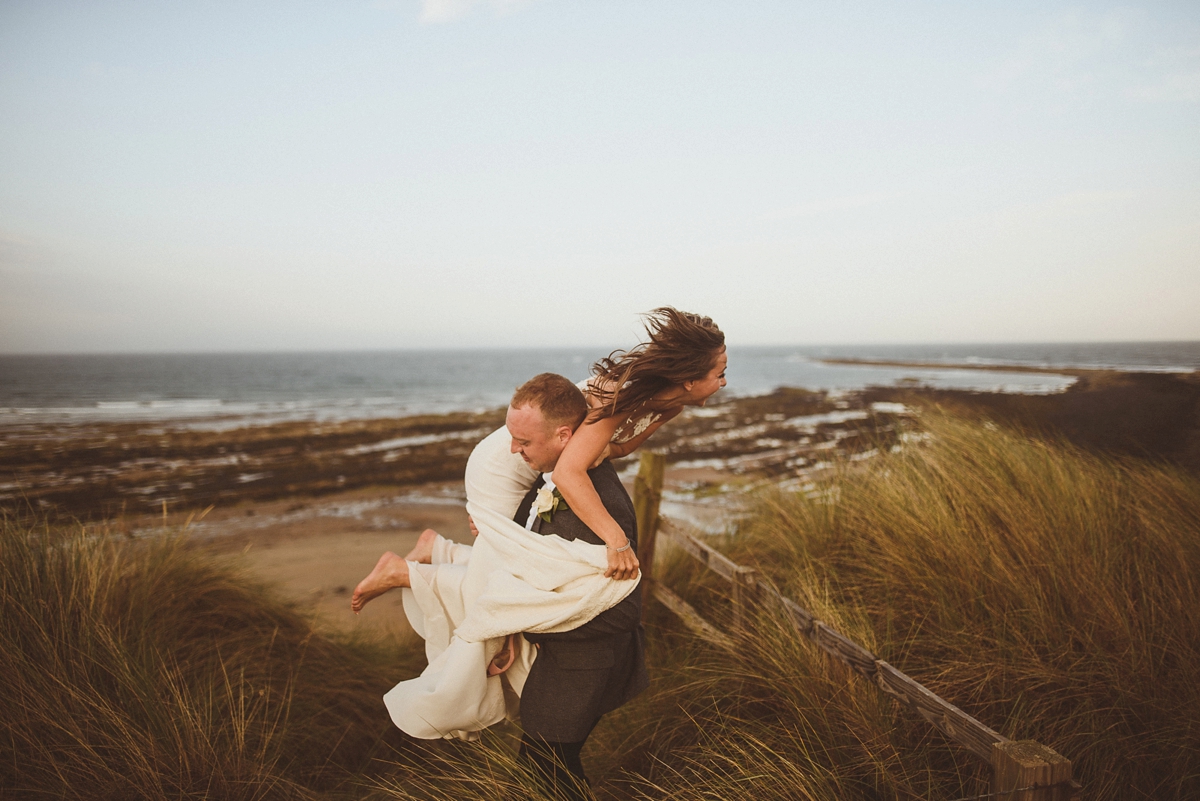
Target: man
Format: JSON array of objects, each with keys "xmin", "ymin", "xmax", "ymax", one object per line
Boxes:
[
  {"xmin": 350, "ymin": 373, "xmax": 646, "ymax": 795},
  {"xmin": 506, "ymin": 373, "xmax": 648, "ymax": 800}
]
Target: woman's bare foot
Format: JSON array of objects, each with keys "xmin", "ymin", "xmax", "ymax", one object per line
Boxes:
[
  {"xmin": 350, "ymin": 552, "xmax": 411, "ymax": 614},
  {"xmin": 403, "ymin": 528, "xmax": 440, "ymax": 564},
  {"xmin": 487, "ymin": 633, "xmax": 519, "ymax": 677}
]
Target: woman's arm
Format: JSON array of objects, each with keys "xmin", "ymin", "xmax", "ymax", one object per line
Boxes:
[{"xmin": 552, "ymin": 416, "xmax": 640, "ymax": 580}]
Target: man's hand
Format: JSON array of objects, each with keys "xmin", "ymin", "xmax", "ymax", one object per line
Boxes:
[
  {"xmin": 605, "ymin": 541, "xmax": 639, "ymax": 580},
  {"xmin": 468, "ymin": 515, "xmax": 479, "ymax": 538}
]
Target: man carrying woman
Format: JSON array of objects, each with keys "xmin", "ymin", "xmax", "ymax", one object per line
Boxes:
[{"xmin": 350, "ymin": 308, "xmax": 727, "ymax": 796}]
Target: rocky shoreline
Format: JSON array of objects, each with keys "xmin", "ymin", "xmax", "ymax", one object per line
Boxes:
[
  {"xmin": 0, "ymin": 388, "xmax": 910, "ymax": 523},
  {"xmin": 5, "ymin": 365, "xmax": 1198, "ymax": 527}
]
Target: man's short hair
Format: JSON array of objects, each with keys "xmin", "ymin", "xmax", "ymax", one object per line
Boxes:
[{"xmin": 511, "ymin": 373, "xmax": 588, "ymax": 431}]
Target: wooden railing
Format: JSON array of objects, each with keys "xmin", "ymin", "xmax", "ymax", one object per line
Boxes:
[{"xmin": 632, "ymin": 451, "xmax": 1080, "ymax": 801}]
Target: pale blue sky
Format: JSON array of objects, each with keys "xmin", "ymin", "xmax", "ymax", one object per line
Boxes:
[{"xmin": 2, "ymin": 1, "xmax": 1198, "ymax": 353}]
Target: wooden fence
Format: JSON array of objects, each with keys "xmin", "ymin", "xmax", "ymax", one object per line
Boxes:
[{"xmin": 632, "ymin": 451, "xmax": 1080, "ymax": 801}]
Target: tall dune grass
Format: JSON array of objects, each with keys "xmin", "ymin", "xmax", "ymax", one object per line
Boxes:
[
  {"xmin": 589, "ymin": 559, "xmax": 977, "ymax": 800},
  {"xmin": 618, "ymin": 413, "xmax": 1200, "ymax": 800},
  {"xmin": 0, "ymin": 517, "xmax": 420, "ymax": 800}
]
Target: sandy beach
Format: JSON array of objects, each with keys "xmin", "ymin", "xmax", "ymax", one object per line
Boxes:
[{"xmin": 190, "ymin": 483, "xmax": 472, "ymax": 639}]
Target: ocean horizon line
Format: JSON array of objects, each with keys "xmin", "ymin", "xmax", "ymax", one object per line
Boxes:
[
  {"xmin": 4, "ymin": 342, "xmax": 1196, "ymax": 426},
  {"xmin": 3, "ymin": 338, "xmax": 1200, "ymax": 359}
]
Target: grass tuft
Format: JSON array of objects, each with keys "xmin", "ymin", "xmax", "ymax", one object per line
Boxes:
[{"xmin": 0, "ymin": 516, "xmax": 417, "ymax": 800}]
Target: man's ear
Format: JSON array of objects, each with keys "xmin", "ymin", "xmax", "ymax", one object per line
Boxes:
[{"xmin": 556, "ymin": 425, "xmax": 573, "ymax": 444}]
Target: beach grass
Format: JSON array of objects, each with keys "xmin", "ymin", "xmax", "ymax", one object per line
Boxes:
[
  {"xmin": 618, "ymin": 411, "xmax": 1200, "ymax": 800},
  {"xmin": 4, "ymin": 411, "xmax": 1198, "ymax": 800},
  {"xmin": 0, "ymin": 515, "xmax": 428, "ymax": 800}
]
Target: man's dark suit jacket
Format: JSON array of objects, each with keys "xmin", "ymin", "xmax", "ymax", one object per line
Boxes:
[{"xmin": 513, "ymin": 461, "xmax": 649, "ymax": 743}]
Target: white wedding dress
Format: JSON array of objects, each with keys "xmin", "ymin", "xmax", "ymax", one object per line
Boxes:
[{"xmin": 383, "ymin": 426, "xmax": 641, "ymax": 740}]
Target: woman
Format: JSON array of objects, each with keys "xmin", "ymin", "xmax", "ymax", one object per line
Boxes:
[{"xmin": 553, "ymin": 306, "xmax": 727, "ymax": 581}]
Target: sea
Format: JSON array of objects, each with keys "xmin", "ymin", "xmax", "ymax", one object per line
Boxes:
[{"xmin": 2, "ymin": 342, "xmax": 1197, "ymax": 429}]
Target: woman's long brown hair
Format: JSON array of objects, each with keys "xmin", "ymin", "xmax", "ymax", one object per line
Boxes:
[{"xmin": 587, "ymin": 307, "xmax": 725, "ymax": 422}]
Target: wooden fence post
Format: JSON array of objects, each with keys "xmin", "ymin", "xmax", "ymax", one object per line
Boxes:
[
  {"xmin": 731, "ymin": 566, "xmax": 759, "ymax": 633},
  {"xmin": 633, "ymin": 451, "xmax": 665, "ymax": 592},
  {"xmin": 991, "ymin": 741, "xmax": 1074, "ymax": 801}
]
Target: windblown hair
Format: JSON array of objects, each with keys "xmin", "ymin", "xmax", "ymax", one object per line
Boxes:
[
  {"xmin": 588, "ymin": 307, "xmax": 725, "ymax": 422},
  {"xmin": 511, "ymin": 373, "xmax": 588, "ymax": 431}
]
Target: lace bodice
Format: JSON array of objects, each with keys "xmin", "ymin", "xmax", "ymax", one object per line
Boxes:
[
  {"xmin": 610, "ymin": 409, "xmax": 663, "ymax": 444},
  {"xmin": 577, "ymin": 378, "xmax": 662, "ymax": 445}
]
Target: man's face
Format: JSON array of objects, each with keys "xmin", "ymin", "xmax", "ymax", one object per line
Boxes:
[{"xmin": 506, "ymin": 403, "xmax": 571, "ymax": 473}]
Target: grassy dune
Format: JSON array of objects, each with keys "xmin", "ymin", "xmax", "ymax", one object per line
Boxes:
[
  {"xmin": 4, "ymin": 412, "xmax": 1197, "ymax": 799},
  {"xmin": 0, "ymin": 518, "xmax": 428, "ymax": 799},
  {"xmin": 632, "ymin": 413, "xmax": 1200, "ymax": 800}
]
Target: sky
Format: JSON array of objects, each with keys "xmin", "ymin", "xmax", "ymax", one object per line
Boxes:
[{"xmin": 1, "ymin": 1, "xmax": 1198, "ymax": 353}]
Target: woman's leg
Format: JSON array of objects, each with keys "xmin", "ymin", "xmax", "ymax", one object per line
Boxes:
[
  {"xmin": 404, "ymin": 527, "xmax": 440, "ymax": 563},
  {"xmin": 350, "ymin": 552, "xmax": 411, "ymax": 613},
  {"xmin": 350, "ymin": 526, "xmax": 447, "ymax": 614}
]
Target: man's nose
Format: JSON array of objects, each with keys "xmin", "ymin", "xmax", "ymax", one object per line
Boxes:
[{"xmin": 510, "ymin": 440, "xmax": 520, "ymax": 454}]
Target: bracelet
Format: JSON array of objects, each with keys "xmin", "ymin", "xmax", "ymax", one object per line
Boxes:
[{"xmin": 610, "ymin": 540, "xmax": 632, "ymax": 553}]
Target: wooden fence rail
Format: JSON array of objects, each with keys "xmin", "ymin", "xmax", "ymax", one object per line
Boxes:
[{"xmin": 632, "ymin": 451, "xmax": 1080, "ymax": 801}]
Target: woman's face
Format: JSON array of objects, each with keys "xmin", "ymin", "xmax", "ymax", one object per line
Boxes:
[{"xmin": 683, "ymin": 348, "xmax": 728, "ymax": 406}]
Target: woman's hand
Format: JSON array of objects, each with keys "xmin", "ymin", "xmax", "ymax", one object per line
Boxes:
[
  {"xmin": 605, "ymin": 541, "xmax": 640, "ymax": 580},
  {"xmin": 468, "ymin": 515, "xmax": 478, "ymax": 538}
]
